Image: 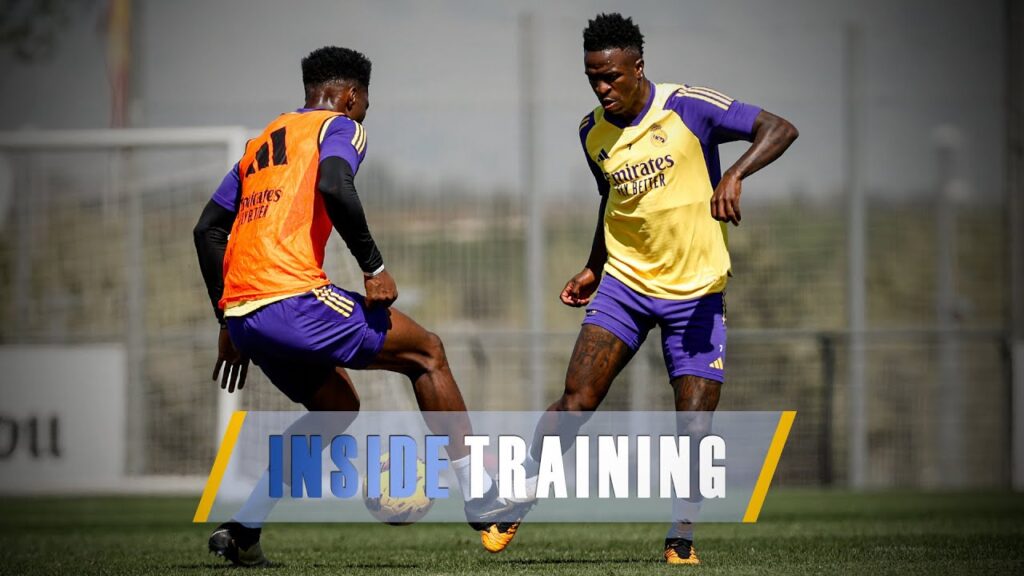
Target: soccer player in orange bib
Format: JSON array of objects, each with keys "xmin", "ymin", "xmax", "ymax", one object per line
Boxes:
[
  {"xmin": 193, "ymin": 46, "xmax": 518, "ymax": 566},
  {"xmin": 513, "ymin": 14, "xmax": 798, "ymax": 564}
]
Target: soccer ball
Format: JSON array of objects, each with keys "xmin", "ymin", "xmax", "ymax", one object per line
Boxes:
[{"xmin": 363, "ymin": 452, "xmax": 434, "ymax": 525}]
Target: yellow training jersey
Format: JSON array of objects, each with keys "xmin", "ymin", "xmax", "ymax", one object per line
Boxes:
[{"xmin": 579, "ymin": 81, "xmax": 761, "ymax": 300}]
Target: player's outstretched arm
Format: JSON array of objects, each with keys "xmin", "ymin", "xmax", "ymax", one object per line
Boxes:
[
  {"xmin": 193, "ymin": 199, "xmax": 249, "ymax": 392},
  {"xmin": 561, "ymin": 195, "xmax": 608, "ymax": 307},
  {"xmin": 193, "ymin": 199, "xmax": 234, "ymax": 322},
  {"xmin": 712, "ymin": 110, "xmax": 798, "ymax": 226},
  {"xmin": 316, "ymin": 156, "xmax": 396, "ymax": 308}
]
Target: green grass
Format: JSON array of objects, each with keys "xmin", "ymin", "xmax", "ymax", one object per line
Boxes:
[{"xmin": 1, "ymin": 491, "xmax": 1022, "ymax": 575}]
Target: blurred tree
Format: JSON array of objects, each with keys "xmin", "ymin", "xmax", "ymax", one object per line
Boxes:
[{"xmin": 0, "ymin": 0, "xmax": 93, "ymax": 63}]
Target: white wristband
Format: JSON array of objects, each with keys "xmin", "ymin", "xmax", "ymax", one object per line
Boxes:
[{"xmin": 363, "ymin": 264, "xmax": 386, "ymax": 278}]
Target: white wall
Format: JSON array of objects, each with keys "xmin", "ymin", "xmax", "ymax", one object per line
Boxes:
[{"xmin": 2, "ymin": 0, "xmax": 1007, "ymax": 198}]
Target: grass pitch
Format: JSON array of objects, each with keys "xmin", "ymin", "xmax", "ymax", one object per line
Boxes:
[{"xmin": 1, "ymin": 490, "xmax": 1022, "ymax": 575}]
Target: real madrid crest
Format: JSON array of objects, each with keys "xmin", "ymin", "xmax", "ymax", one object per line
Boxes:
[{"xmin": 650, "ymin": 123, "xmax": 668, "ymax": 147}]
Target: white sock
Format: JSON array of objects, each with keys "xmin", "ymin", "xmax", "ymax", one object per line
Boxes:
[
  {"xmin": 233, "ymin": 470, "xmax": 277, "ymax": 529},
  {"xmin": 451, "ymin": 454, "xmax": 493, "ymax": 501}
]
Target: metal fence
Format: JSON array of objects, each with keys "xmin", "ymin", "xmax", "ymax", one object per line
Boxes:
[{"xmin": 0, "ymin": 130, "xmax": 1012, "ymax": 489}]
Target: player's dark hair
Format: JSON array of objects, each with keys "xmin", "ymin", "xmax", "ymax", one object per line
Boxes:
[
  {"xmin": 583, "ymin": 13, "xmax": 644, "ymax": 56},
  {"xmin": 301, "ymin": 46, "xmax": 372, "ymax": 90}
]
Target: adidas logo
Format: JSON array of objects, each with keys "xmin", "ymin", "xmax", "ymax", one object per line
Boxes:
[
  {"xmin": 708, "ymin": 357, "xmax": 724, "ymax": 370},
  {"xmin": 597, "ymin": 149, "xmax": 609, "ymax": 161}
]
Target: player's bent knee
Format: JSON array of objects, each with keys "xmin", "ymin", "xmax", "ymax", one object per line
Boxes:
[
  {"xmin": 393, "ymin": 331, "xmax": 449, "ymax": 380},
  {"xmin": 420, "ymin": 331, "xmax": 449, "ymax": 372}
]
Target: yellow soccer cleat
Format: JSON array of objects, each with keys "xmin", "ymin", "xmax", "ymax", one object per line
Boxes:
[
  {"xmin": 480, "ymin": 521, "xmax": 521, "ymax": 553},
  {"xmin": 663, "ymin": 539, "xmax": 700, "ymax": 565},
  {"xmin": 465, "ymin": 484, "xmax": 534, "ymax": 553}
]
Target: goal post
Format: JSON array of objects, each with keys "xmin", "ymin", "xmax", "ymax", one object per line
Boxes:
[
  {"xmin": 0, "ymin": 126, "xmax": 416, "ymax": 494},
  {"xmin": 0, "ymin": 127, "xmax": 246, "ymax": 490}
]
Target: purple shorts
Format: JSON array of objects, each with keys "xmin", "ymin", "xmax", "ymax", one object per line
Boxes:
[
  {"xmin": 226, "ymin": 285, "xmax": 389, "ymax": 404},
  {"xmin": 582, "ymin": 274, "xmax": 727, "ymax": 382}
]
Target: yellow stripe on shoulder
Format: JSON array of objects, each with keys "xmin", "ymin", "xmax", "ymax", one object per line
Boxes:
[
  {"xmin": 579, "ymin": 114, "xmax": 592, "ymax": 132},
  {"xmin": 676, "ymin": 87, "xmax": 730, "ymax": 111},
  {"xmin": 351, "ymin": 122, "xmax": 366, "ymax": 154},
  {"xmin": 687, "ymin": 86, "xmax": 733, "ymax": 107},
  {"xmin": 319, "ymin": 116, "xmax": 338, "ymax": 145},
  {"xmin": 689, "ymin": 85, "xmax": 733, "ymax": 104}
]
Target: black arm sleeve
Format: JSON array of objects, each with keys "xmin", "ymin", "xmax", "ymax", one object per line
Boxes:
[
  {"xmin": 193, "ymin": 200, "xmax": 236, "ymax": 326},
  {"xmin": 317, "ymin": 156, "xmax": 384, "ymax": 274}
]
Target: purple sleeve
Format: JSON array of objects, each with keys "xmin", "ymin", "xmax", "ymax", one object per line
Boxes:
[
  {"xmin": 319, "ymin": 117, "xmax": 366, "ymax": 174},
  {"xmin": 211, "ymin": 163, "xmax": 240, "ymax": 212},
  {"xmin": 665, "ymin": 87, "xmax": 761, "ymax": 146},
  {"xmin": 713, "ymin": 101, "xmax": 761, "ymax": 143}
]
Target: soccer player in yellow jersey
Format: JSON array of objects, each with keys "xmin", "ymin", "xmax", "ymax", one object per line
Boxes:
[{"xmin": 518, "ymin": 14, "xmax": 798, "ymax": 564}]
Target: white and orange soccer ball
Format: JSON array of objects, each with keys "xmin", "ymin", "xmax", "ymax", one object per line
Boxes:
[{"xmin": 363, "ymin": 453, "xmax": 434, "ymax": 525}]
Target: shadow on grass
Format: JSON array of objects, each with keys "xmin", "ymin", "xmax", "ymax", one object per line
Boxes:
[
  {"xmin": 493, "ymin": 557, "xmax": 657, "ymax": 566},
  {"xmin": 177, "ymin": 561, "xmax": 421, "ymax": 571},
  {"xmin": 178, "ymin": 557, "xmax": 657, "ymax": 571}
]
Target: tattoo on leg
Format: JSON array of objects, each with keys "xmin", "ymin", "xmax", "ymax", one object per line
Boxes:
[
  {"xmin": 566, "ymin": 325, "xmax": 633, "ymax": 390},
  {"xmin": 672, "ymin": 375, "xmax": 722, "ymax": 412},
  {"xmin": 532, "ymin": 326, "xmax": 635, "ymax": 460}
]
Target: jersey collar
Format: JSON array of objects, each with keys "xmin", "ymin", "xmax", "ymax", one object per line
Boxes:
[{"xmin": 294, "ymin": 107, "xmax": 349, "ymax": 116}]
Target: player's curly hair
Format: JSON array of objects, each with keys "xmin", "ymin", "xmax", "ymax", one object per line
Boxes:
[
  {"xmin": 583, "ymin": 13, "xmax": 644, "ymax": 56},
  {"xmin": 301, "ymin": 46, "xmax": 372, "ymax": 90}
]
